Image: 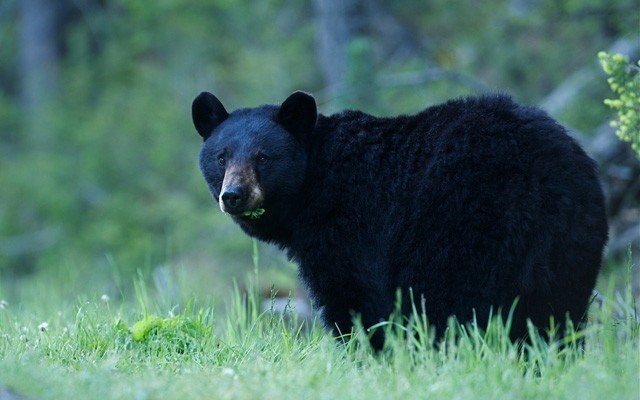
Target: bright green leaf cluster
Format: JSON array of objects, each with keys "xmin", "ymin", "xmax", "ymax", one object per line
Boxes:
[
  {"xmin": 598, "ymin": 52, "xmax": 640, "ymax": 158},
  {"xmin": 241, "ymin": 208, "xmax": 266, "ymax": 220},
  {"xmin": 131, "ymin": 315, "xmax": 165, "ymax": 341},
  {"xmin": 129, "ymin": 313, "xmax": 209, "ymax": 354}
]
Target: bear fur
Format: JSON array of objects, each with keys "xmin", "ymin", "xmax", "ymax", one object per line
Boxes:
[{"xmin": 192, "ymin": 91, "xmax": 608, "ymax": 349}]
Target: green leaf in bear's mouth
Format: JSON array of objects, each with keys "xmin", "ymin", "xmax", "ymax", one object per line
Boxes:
[{"xmin": 241, "ymin": 208, "xmax": 265, "ymax": 219}]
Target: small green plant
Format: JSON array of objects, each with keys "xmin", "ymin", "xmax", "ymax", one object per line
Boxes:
[
  {"xmin": 241, "ymin": 208, "xmax": 266, "ymax": 219},
  {"xmin": 130, "ymin": 314, "xmax": 206, "ymax": 342},
  {"xmin": 598, "ymin": 52, "xmax": 640, "ymax": 158}
]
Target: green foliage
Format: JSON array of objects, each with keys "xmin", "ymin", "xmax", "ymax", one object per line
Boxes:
[{"xmin": 599, "ymin": 52, "xmax": 640, "ymax": 158}]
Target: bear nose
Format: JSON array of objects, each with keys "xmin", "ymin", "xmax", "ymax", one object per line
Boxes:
[{"xmin": 221, "ymin": 186, "xmax": 246, "ymax": 211}]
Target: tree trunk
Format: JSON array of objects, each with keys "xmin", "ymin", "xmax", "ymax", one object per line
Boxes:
[
  {"xmin": 19, "ymin": 0, "xmax": 61, "ymax": 146},
  {"xmin": 312, "ymin": 0, "xmax": 364, "ymax": 106}
]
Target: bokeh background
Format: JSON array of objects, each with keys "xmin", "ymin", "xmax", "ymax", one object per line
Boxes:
[{"xmin": 0, "ymin": 0, "xmax": 638, "ymax": 307}]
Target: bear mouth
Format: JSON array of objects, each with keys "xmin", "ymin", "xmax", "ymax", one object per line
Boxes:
[{"xmin": 225, "ymin": 208, "xmax": 265, "ymax": 220}]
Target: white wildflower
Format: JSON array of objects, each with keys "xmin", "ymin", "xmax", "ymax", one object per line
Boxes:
[
  {"xmin": 101, "ymin": 294, "xmax": 110, "ymax": 302},
  {"xmin": 221, "ymin": 368, "xmax": 235, "ymax": 377},
  {"xmin": 38, "ymin": 322, "xmax": 49, "ymax": 332},
  {"xmin": 0, "ymin": 300, "xmax": 7, "ymax": 309}
]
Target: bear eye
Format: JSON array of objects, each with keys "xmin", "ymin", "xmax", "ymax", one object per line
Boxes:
[
  {"xmin": 217, "ymin": 156, "xmax": 226, "ymax": 166},
  {"xmin": 256, "ymin": 153, "xmax": 269, "ymax": 164}
]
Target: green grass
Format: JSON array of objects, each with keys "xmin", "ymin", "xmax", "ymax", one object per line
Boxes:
[{"xmin": 0, "ymin": 256, "xmax": 638, "ymax": 399}]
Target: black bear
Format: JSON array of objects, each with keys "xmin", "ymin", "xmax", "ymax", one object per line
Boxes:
[{"xmin": 192, "ymin": 91, "xmax": 608, "ymax": 349}]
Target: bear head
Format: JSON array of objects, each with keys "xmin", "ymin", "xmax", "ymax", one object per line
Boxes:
[{"xmin": 192, "ymin": 91, "xmax": 317, "ymax": 224}]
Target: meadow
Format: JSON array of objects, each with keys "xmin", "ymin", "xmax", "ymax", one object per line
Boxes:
[{"xmin": 0, "ymin": 245, "xmax": 637, "ymax": 400}]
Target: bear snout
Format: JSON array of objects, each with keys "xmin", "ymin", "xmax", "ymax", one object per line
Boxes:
[
  {"xmin": 219, "ymin": 165, "xmax": 264, "ymax": 215},
  {"xmin": 220, "ymin": 185, "xmax": 246, "ymax": 212},
  {"xmin": 219, "ymin": 184, "xmax": 264, "ymax": 215}
]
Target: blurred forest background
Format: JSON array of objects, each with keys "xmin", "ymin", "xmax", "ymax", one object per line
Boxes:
[{"xmin": 0, "ymin": 0, "xmax": 638, "ymax": 303}]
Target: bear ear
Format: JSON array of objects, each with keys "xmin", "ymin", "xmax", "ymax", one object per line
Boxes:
[
  {"xmin": 277, "ymin": 91, "xmax": 317, "ymax": 140},
  {"xmin": 192, "ymin": 92, "xmax": 229, "ymax": 140}
]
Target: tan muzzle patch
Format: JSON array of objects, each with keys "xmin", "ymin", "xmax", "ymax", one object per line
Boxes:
[{"xmin": 219, "ymin": 163, "xmax": 264, "ymax": 214}]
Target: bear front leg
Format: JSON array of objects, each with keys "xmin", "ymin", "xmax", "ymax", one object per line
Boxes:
[
  {"xmin": 296, "ymin": 234, "xmax": 395, "ymax": 350},
  {"xmin": 320, "ymin": 289, "xmax": 395, "ymax": 351}
]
